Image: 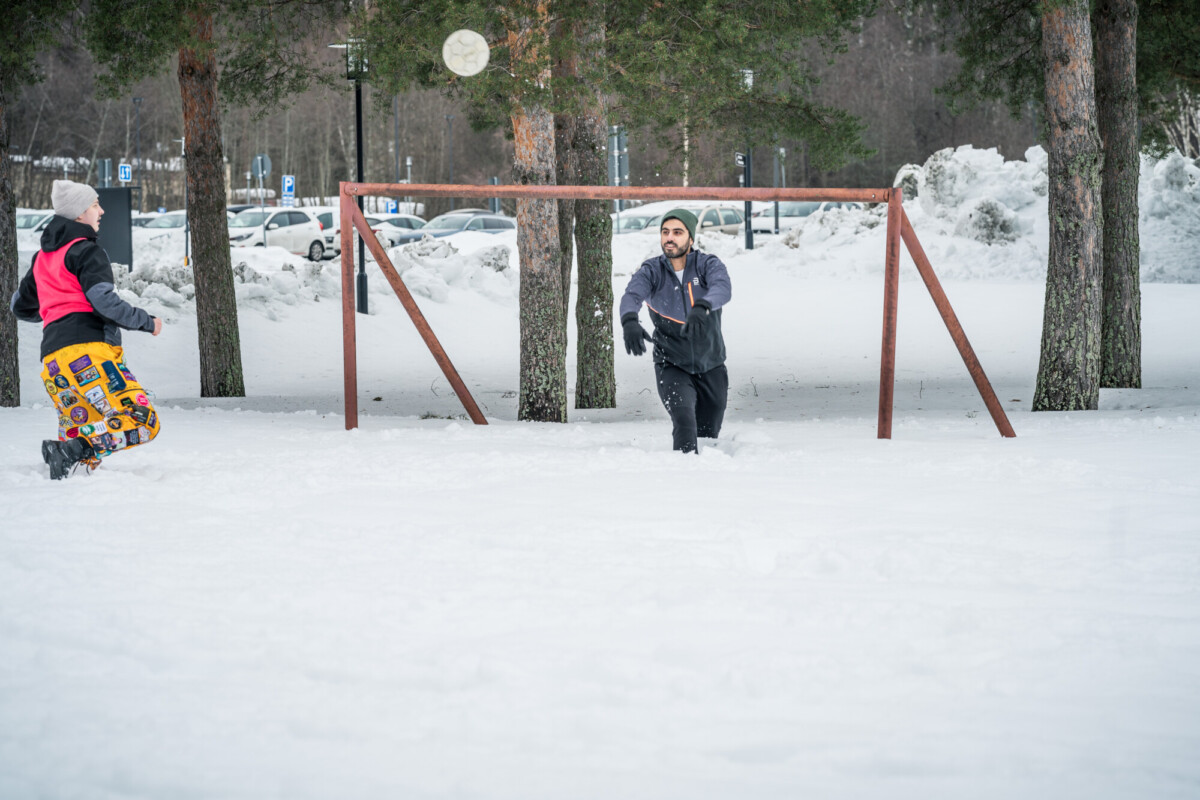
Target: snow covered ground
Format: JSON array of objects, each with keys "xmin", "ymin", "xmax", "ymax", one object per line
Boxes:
[{"xmin": 2, "ymin": 147, "xmax": 1199, "ymax": 798}]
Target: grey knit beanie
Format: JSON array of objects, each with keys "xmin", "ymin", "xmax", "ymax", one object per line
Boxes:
[{"xmin": 52, "ymin": 180, "xmax": 99, "ymax": 221}]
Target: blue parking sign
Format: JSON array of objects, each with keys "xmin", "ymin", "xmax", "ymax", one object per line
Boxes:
[
  {"xmin": 282, "ymin": 174, "xmax": 295, "ymax": 196},
  {"xmin": 385, "ymin": 200, "xmax": 397, "ymax": 214},
  {"xmin": 118, "ymin": 163, "xmax": 132, "ymax": 182}
]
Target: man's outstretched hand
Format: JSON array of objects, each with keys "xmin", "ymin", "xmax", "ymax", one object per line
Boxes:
[
  {"xmin": 152, "ymin": 317, "xmax": 163, "ymax": 336},
  {"xmin": 621, "ymin": 313, "xmax": 652, "ymax": 356},
  {"xmin": 681, "ymin": 298, "xmax": 711, "ymax": 337}
]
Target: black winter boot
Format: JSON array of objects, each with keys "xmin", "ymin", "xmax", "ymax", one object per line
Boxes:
[{"xmin": 42, "ymin": 438, "xmax": 96, "ymax": 480}]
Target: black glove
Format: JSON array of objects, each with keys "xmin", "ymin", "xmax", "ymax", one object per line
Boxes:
[
  {"xmin": 622, "ymin": 313, "xmax": 652, "ymax": 356},
  {"xmin": 681, "ymin": 298, "xmax": 712, "ymax": 337}
]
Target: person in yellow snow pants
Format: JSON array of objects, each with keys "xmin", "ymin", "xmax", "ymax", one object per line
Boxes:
[
  {"xmin": 40, "ymin": 342, "xmax": 161, "ymax": 472},
  {"xmin": 10, "ymin": 180, "xmax": 164, "ymax": 479}
]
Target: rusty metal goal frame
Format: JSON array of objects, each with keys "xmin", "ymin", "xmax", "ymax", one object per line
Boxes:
[{"xmin": 338, "ymin": 181, "xmax": 1016, "ymax": 439}]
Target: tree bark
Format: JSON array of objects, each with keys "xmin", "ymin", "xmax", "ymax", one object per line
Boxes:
[
  {"xmin": 0, "ymin": 96, "xmax": 21, "ymax": 407},
  {"xmin": 510, "ymin": 13, "xmax": 566, "ymax": 423},
  {"xmin": 1095, "ymin": 0, "xmax": 1141, "ymax": 388},
  {"xmin": 571, "ymin": 22, "xmax": 615, "ymax": 410},
  {"xmin": 1033, "ymin": 1, "xmax": 1104, "ymax": 411},
  {"xmin": 179, "ymin": 14, "xmax": 245, "ymax": 397},
  {"xmin": 513, "ymin": 105, "xmax": 567, "ymax": 422}
]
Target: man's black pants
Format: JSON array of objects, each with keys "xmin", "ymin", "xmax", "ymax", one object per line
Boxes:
[{"xmin": 654, "ymin": 362, "xmax": 729, "ymax": 453}]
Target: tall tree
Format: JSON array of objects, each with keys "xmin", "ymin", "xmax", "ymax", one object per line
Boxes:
[
  {"xmin": 1095, "ymin": 0, "xmax": 1141, "ymax": 389},
  {"xmin": 932, "ymin": 0, "xmax": 1200, "ymax": 402},
  {"xmin": 82, "ymin": 0, "xmax": 348, "ymax": 397},
  {"xmin": 1033, "ymin": 0, "xmax": 1103, "ymax": 410},
  {"xmin": 552, "ymin": 11, "xmax": 614, "ymax": 410},
  {"xmin": 507, "ymin": 3, "xmax": 568, "ymax": 422},
  {"xmin": 0, "ymin": 1, "xmax": 75, "ymax": 408}
]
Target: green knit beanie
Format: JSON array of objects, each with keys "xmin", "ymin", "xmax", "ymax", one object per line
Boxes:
[{"xmin": 660, "ymin": 208, "xmax": 697, "ymax": 240}]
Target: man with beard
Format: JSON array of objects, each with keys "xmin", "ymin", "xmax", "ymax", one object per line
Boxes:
[{"xmin": 618, "ymin": 209, "xmax": 732, "ymax": 453}]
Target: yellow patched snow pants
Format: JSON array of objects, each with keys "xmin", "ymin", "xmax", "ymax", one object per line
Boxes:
[{"xmin": 41, "ymin": 342, "xmax": 161, "ymax": 466}]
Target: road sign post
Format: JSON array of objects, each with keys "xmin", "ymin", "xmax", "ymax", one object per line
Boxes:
[{"xmin": 281, "ymin": 174, "xmax": 295, "ymax": 208}]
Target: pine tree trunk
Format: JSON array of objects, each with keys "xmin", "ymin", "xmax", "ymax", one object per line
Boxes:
[
  {"xmin": 1095, "ymin": 0, "xmax": 1141, "ymax": 388},
  {"xmin": 1033, "ymin": 1, "xmax": 1103, "ymax": 412},
  {"xmin": 179, "ymin": 15, "xmax": 246, "ymax": 397},
  {"xmin": 513, "ymin": 103, "xmax": 567, "ymax": 422},
  {"xmin": 572, "ymin": 47, "xmax": 615, "ymax": 410},
  {"xmin": 510, "ymin": 5, "xmax": 566, "ymax": 423},
  {"xmin": 0, "ymin": 97, "xmax": 21, "ymax": 407}
]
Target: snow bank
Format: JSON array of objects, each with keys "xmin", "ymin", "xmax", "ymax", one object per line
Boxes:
[
  {"xmin": 782, "ymin": 144, "xmax": 1198, "ymax": 284},
  {"xmin": 1140, "ymin": 151, "xmax": 1200, "ymax": 282},
  {"xmin": 51, "ymin": 144, "xmax": 1198, "ymax": 319},
  {"xmin": 383, "ymin": 235, "xmax": 517, "ymax": 305}
]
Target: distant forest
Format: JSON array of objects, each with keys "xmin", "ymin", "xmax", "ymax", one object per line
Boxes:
[{"xmin": 10, "ymin": 7, "xmax": 1035, "ymax": 216}]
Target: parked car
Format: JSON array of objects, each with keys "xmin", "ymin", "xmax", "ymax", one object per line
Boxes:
[
  {"xmin": 693, "ymin": 205, "xmax": 744, "ymax": 236},
  {"xmin": 612, "ymin": 211, "xmax": 661, "ymax": 234},
  {"xmin": 228, "ymin": 208, "xmax": 326, "ymax": 261},
  {"xmin": 305, "ymin": 206, "xmax": 392, "ymax": 259},
  {"xmin": 142, "ymin": 211, "xmax": 188, "ymax": 231},
  {"xmin": 389, "ymin": 213, "xmax": 515, "ymax": 245},
  {"xmin": 749, "ymin": 201, "xmax": 862, "ymax": 235},
  {"xmin": 130, "ymin": 212, "xmax": 161, "ymax": 227},
  {"xmin": 227, "ymin": 204, "xmax": 258, "ymax": 215},
  {"xmin": 365, "ymin": 214, "xmax": 426, "ymax": 246},
  {"xmin": 16, "ymin": 209, "xmax": 54, "ymax": 232},
  {"xmin": 16, "ymin": 209, "xmax": 54, "ymax": 250}
]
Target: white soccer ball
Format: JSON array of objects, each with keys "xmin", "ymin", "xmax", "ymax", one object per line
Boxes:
[{"xmin": 442, "ymin": 29, "xmax": 490, "ymax": 77}]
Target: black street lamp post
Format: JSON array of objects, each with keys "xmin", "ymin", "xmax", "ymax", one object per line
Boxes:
[{"xmin": 332, "ymin": 39, "xmax": 369, "ymax": 314}]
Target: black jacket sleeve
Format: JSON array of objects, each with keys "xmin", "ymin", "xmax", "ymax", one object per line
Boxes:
[
  {"xmin": 10, "ymin": 258, "xmax": 41, "ymax": 323},
  {"xmin": 70, "ymin": 241, "xmax": 155, "ymax": 333}
]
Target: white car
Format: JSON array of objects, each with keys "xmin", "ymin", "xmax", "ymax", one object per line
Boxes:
[
  {"xmin": 17, "ymin": 208, "xmax": 54, "ymax": 233},
  {"xmin": 135, "ymin": 211, "xmax": 189, "ymax": 245},
  {"xmin": 16, "ymin": 209, "xmax": 54, "ymax": 249},
  {"xmin": 228, "ymin": 208, "xmax": 326, "ymax": 261},
  {"xmin": 749, "ymin": 201, "xmax": 862, "ymax": 235},
  {"xmin": 611, "ymin": 211, "xmax": 660, "ymax": 235},
  {"xmin": 306, "ymin": 206, "xmax": 396, "ymax": 259},
  {"xmin": 365, "ymin": 214, "xmax": 427, "ymax": 246}
]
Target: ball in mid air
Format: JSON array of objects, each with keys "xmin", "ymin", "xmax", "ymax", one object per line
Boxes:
[{"xmin": 442, "ymin": 29, "xmax": 490, "ymax": 77}]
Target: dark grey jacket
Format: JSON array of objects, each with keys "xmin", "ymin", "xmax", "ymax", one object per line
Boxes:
[
  {"xmin": 619, "ymin": 249, "xmax": 731, "ymax": 374},
  {"xmin": 10, "ymin": 216, "xmax": 155, "ymax": 359}
]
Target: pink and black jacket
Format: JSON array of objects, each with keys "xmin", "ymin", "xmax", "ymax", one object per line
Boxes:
[
  {"xmin": 620, "ymin": 249, "xmax": 732, "ymax": 375},
  {"xmin": 10, "ymin": 216, "xmax": 155, "ymax": 359}
]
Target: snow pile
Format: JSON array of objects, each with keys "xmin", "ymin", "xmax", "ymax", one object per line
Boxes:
[
  {"xmin": 111, "ymin": 235, "xmax": 344, "ymax": 322},
  {"xmin": 779, "ymin": 144, "xmax": 1199, "ymax": 284},
  {"xmin": 382, "ymin": 235, "xmax": 517, "ymax": 304},
  {"xmin": 918, "ymin": 145, "xmax": 1048, "ymax": 242},
  {"xmin": 1140, "ymin": 151, "xmax": 1200, "ymax": 283}
]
